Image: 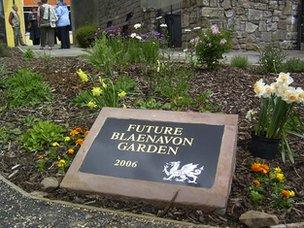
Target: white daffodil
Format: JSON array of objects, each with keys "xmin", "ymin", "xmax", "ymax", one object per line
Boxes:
[
  {"xmin": 297, "ymin": 88, "xmax": 304, "ymax": 103},
  {"xmin": 246, "ymin": 109, "xmax": 257, "ymax": 121},
  {"xmin": 160, "ymin": 23, "xmax": 168, "ymax": 28},
  {"xmin": 134, "ymin": 23, "xmax": 142, "ymax": 29},
  {"xmin": 281, "ymin": 87, "xmax": 300, "ymax": 104},
  {"xmin": 135, "ymin": 35, "xmax": 142, "ymax": 40},
  {"xmin": 276, "ymin": 72, "xmax": 294, "ymax": 86},
  {"xmin": 253, "ymin": 79, "xmax": 266, "ymax": 98},
  {"xmin": 130, "ymin": 33, "xmax": 137, "ymax": 38}
]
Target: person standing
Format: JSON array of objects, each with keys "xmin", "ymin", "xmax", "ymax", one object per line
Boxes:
[
  {"xmin": 39, "ymin": 0, "xmax": 57, "ymax": 50},
  {"xmin": 56, "ymin": 0, "xmax": 70, "ymax": 49},
  {"xmin": 8, "ymin": 5, "xmax": 26, "ymax": 46},
  {"xmin": 28, "ymin": 7, "xmax": 40, "ymax": 45}
]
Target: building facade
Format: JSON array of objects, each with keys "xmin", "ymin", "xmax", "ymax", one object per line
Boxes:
[{"xmin": 74, "ymin": 0, "xmax": 304, "ymax": 50}]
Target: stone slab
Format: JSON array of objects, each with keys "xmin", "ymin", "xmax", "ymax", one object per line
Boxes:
[{"xmin": 61, "ymin": 108, "xmax": 238, "ymax": 211}]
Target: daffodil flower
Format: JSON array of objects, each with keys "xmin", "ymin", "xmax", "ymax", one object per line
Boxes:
[
  {"xmin": 87, "ymin": 100, "xmax": 97, "ymax": 109},
  {"xmin": 57, "ymin": 159, "xmax": 67, "ymax": 168},
  {"xmin": 92, "ymin": 87, "xmax": 103, "ymax": 97},
  {"xmin": 118, "ymin": 91, "xmax": 127, "ymax": 98},
  {"xmin": 76, "ymin": 69, "xmax": 89, "ymax": 83},
  {"xmin": 52, "ymin": 142, "xmax": 60, "ymax": 147},
  {"xmin": 64, "ymin": 137, "xmax": 71, "ymax": 142}
]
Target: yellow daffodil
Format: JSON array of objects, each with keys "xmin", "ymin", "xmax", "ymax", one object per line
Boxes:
[
  {"xmin": 92, "ymin": 87, "xmax": 103, "ymax": 97},
  {"xmin": 99, "ymin": 77, "xmax": 107, "ymax": 88},
  {"xmin": 57, "ymin": 159, "xmax": 67, "ymax": 168},
  {"xmin": 87, "ymin": 100, "xmax": 97, "ymax": 109},
  {"xmin": 64, "ymin": 136, "xmax": 71, "ymax": 142},
  {"xmin": 77, "ymin": 69, "xmax": 89, "ymax": 83},
  {"xmin": 52, "ymin": 142, "xmax": 60, "ymax": 147},
  {"xmin": 118, "ymin": 91, "xmax": 127, "ymax": 98}
]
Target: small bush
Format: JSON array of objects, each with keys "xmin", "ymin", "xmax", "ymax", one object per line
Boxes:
[
  {"xmin": 20, "ymin": 121, "xmax": 66, "ymax": 152},
  {"xmin": 196, "ymin": 24, "xmax": 232, "ymax": 70},
  {"xmin": 283, "ymin": 58, "xmax": 304, "ymax": 73},
  {"xmin": 75, "ymin": 24, "xmax": 97, "ymax": 48},
  {"xmin": 231, "ymin": 55, "xmax": 250, "ymax": 69},
  {"xmin": 0, "ymin": 41, "xmax": 10, "ymax": 57},
  {"xmin": 4, "ymin": 69, "xmax": 52, "ymax": 108},
  {"xmin": 259, "ymin": 43, "xmax": 286, "ymax": 73},
  {"xmin": 23, "ymin": 48, "xmax": 35, "ymax": 61}
]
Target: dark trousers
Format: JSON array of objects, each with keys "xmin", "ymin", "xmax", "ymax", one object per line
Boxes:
[
  {"xmin": 40, "ymin": 26, "xmax": 54, "ymax": 47},
  {"xmin": 57, "ymin": 26, "xmax": 70, "ymax": 49}
]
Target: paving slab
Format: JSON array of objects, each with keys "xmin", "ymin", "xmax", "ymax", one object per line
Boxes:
[
  {"xmin": 0, "ymin": 174, "xmax": 209, "ymax": 228},
  {"xmin": 19, "ymin": 45, "xmax": 87, "ymax": 57}
]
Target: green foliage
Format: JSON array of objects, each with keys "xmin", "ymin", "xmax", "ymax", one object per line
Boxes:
[
  {"xmin": 283, "ymin": 58, "xmax": 304, "ymax": 73},
  {"xmin": 196, "ymin": 91, "xmax": 221, "ymax": 112},
  {"xmin": 231, "ymin": 55, "xmax": 250, "ymax": 69},
  {"xmin": 75, "ymin": 24, "xmax": 97, "ymax": 48},
  {"xmin": 74, "ymin": 75, "xmax": 130, "ymax": 109},
  {"xmin": 136, "ymin": 98, "xmax": 170, "ymax": 110},
  {"xmin": 196, "ymin": 25, "xmax": 232, "ymax": 70},
  {"xmin": 23, "ymin": 48, "xmax": 35, "ymax": 61},
  {"xmin": 114, "ymin": 75, "xmax": 136, "ymax": 93},
  {"xmin": 86, "ymin": 34, "xmax": 159, "ymax": 74},
  {"xmin": 0, "ymin": 41, "xmax": 10, "ymax": 57},
  {"xmin": 0, "ymin": 126, "xmax": 22, "ymax": 149},
  {"xmin": 259, "ymin": 43, "xmax": 286, "ymax": 73},
  {"xmin": 20, "ymin": 121, "xmax": 65, "ymax": 152},
  {"xmin": 4, "ymin": 69, "xmax": 52, "ymax": 108},
  {"xmin": 249, "ymin": 188, "xmax": 264, "ymax": 204}
]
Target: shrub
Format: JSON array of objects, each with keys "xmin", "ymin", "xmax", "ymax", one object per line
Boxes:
[
  {"xmin": 231, "ymin": 55, "xmax": 250, "ymax": 69},
  {"xmin": 259, "ymin": 43, "xmax": 286, "ymax": 73},
  {"xmin": 283, "ymin": 58, "xmax": 304, "ymax": 73},
  {"xmin": 0, "ymin": 41, "xmax": 10, "ymax": 57},
  {"xmin": 4, "ymin": 69, "xmax": 52, "ymax": 108},
  {"xmin": 86, "ymin": 34, "xmax": 160, "ymax": 74},
  {"xmin": 75, "ymin": 24, "xmax": 97, "ymax": 48},
  {"xmin": 196, "ymin": 24, "xmax": 232, "ymax": 70},
  {"xmin": 20, "ymin": 121, "xmax": 66, "ymax": 152}
]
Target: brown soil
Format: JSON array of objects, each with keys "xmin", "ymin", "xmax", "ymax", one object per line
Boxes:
[{"xmin": 0, "ymin": 49, "xmax": 303, "ymax": 227}]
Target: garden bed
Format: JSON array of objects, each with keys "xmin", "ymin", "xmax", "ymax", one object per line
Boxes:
[{"xmin": 0, "ymin": 49, "xmax": 303, "ymax": 226}]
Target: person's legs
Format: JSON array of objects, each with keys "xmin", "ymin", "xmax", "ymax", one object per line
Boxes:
[
  {"xmin": 40, "ymin": 27, "xmax": 46, "ymax": 48},
  {"xmin": 65, "ymin": 26, "xmax": 71, "ymax": 49},
  {"xmin": 17, "ymin": 27, "xmax": 26, "ymax": 46},
  {"xmin": 46, "ymin": 27, "xmax": 55, "ymax": 49},
  {"xmin": 13, "ymin": 27, "xmax": 19, "ymax": 46}
]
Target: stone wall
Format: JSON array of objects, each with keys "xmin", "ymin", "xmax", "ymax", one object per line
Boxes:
[
  {"xmin": 181, "ymin": 0, "xmax": 301, "ymax": 50},
  {"xmin": 97, "ymin": 0, "xmax": 143, "ymax": 31}
]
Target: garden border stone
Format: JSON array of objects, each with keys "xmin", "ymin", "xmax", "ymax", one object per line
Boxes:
[{"xmin": 0, "ymin": 174, "xmax": 210, "ymax": 227}]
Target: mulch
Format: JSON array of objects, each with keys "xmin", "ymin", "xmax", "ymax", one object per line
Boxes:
[{"xmin": 0, "ymin": 49, "xmax": 303, "ymax": 227}]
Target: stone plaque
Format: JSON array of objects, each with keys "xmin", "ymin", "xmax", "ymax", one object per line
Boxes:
[{"xmin": 61, "ymin": 108, "xmax": 238, "ymax": 210}]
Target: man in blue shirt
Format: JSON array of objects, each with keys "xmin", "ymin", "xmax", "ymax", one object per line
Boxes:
[{"xmin": 56, "ymin": 0, "xmax": 70, "ymax": 49}]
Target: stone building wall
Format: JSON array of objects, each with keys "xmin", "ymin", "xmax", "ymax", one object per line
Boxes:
[
  {"xmin": 74, "ymin": 0, "xmax": 302, "ymax": 50},
  {"xmin": 181, "ymin": 0, "xmax": 301, "ymax": 50}
]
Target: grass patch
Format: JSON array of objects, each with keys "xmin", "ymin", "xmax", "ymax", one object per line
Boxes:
[
  {"xmin": 231, "ymin": 55, "xmax": 250, "ymax": 69},
  {"xmin": 3, "ymin": 69, "xmax": 52, "ymax": 108}
]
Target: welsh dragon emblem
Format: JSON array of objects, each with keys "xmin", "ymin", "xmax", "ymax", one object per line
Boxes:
[{"xmin": 162, "ymin": 161, "xmax": 204, "ymax": 184}]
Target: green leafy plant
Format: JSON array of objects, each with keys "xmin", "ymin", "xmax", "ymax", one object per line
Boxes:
[
  {"xmin": 283, "ymin": 58, "xmax": 304, "ymax": 73},
  {"xmin": 114, "ymin": 75, "xmax": 136, "ymax": 93},
  {"xmin": 196, "ymin": 91, "xmax": 221, "ymax": 112},
  {"xmin": 20, "ymin": 121, "xmax": 66, "ymax": 152},
  {"xmin": 249, "ymin": 162, "xmax": 295, "ymax": 209},
  {"xmin": 196, "ymin": 24, "xmax": 232, "ymax": 70},
  {"xmin": 136, "ymin": 98, "xmax": 170, "ymax": 110},
  {"xmin": 74, "ymin": 69, "xmax": 128, "ymax": 109},
  {"xmin": 0, "ymin": 126, "xmax": 22, "ymax": 149},
  {"xmin": 251, "ymin": 73, "xmax": 304, "ymax": 162},
  {"xmin": 75, "ymin": 24, "xmax": 97, "ymax": 48},
  {"xmin": 259, "ymin": 43, "xmax": 286, "ymax": 73},
  {"xmin": 23, "ymin": 48, "xmax": 35, "ymax": 61},
  {"xmin": 4, "ymin": 69, "xmax": 52, "ymax": 108},
  {"xmin": 231, "ymin": 55, "xmax": 250, "ymax": 69}
]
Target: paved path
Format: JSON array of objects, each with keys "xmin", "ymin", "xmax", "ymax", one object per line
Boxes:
[
  {"xmin": 0, "ymin": 175, "xmax": 205, "ymax": 228},
  {"xmin": 19, "ymin": 46, "xmax": 304, "ymax": 65}
]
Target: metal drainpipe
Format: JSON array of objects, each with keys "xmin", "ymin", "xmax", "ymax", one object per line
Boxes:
[{"xmin": 298, "ymin": 0, "xmax": 304, "ymax": 50}]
